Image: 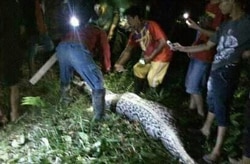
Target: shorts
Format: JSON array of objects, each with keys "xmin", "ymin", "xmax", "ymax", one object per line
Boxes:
[
  {"xmin": 133, "ymin": 61, "xmax": 170, "ymax": 88},
  {"xmin": 185, "ymin": 58, "xmax": 210, "ymax": 94}
]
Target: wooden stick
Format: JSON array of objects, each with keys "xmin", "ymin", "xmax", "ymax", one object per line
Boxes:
[{"xmin": 29, "ymin": 53, "xmax": 57, "ymax": 85}]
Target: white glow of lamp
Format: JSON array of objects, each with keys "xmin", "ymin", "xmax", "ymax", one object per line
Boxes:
[
  {"xmin": 139, "ymin": 58, "xmax": 145, "ymax": 65},
  {"xmin": 166, "ymin": 40, "xmax": 173, "ymax": 49},
  {"xmin": 70, "ymin": 16, "xmax": 80, "ymax": 27},
  {"xmin": 183, "ymin": 12, "xmax": 189, "ymax": 19},
  {"xmin": 183, "ymin": 12, "xmax": 191, "ymax": 26}
]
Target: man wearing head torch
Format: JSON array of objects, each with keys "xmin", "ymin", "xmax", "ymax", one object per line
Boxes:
[{"xmin": 55, "ymin": 9, "xmax": 111, "ymax": 121}]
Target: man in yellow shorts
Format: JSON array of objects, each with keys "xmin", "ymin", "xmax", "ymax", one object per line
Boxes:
[{"xmin": 114, "ymin": 5, "xmax": 172, "ymax": 94}]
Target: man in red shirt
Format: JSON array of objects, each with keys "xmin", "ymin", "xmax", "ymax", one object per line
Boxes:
[
  {"xmin": 114, "ymin": 5, "xmax": 172, "ymax": 94},
  {"xmin": 56, "ymin": 23, "xmax": 111, "ymax": 121},
  {"xmin": 61, "ymin": 24, "xmax": 111, "ymax": 73}
]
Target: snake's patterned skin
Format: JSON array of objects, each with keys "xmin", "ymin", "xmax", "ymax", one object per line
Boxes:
[{"xmin": 105, "ymin": 91, "xmax": 195, "ymax": 164}]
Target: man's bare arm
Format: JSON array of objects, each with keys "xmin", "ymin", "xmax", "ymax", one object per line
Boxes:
[
  {"xmin": 114, "ymin": 45, "xmax": 133, "ymax": 72},
  {"xmin": 186, "ymin": 18, "xmax": 215, "ymax": 37},
  {"xmin": 144, "ymin": 38, "xmax": 166, "ymax": 62},
  {"xmin": 173, "ymin": 40, "xmax": 216, "ymax": 53}
]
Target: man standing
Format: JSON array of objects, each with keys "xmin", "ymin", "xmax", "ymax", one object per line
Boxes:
[
  {"xmin": 0, "ymin": 0, "xmax": 25, "ymax": 122},
  {"xmin": 184, "ymin": 0, "xmax": 225, "ymax": 117},
  {"xmin": 114, "ymin": 5, "xmax": 172, "ymax": 94},
  {"xmin": 56, "ymin": 22, "xmax": 111, "ymax": 121},
  {"xmin": 56, "ymin": 1, "xmax": 111, "ymax": 121},
  {"xmin": 173, "ymin": 0, "xmax": 250, "ymax": 162}
]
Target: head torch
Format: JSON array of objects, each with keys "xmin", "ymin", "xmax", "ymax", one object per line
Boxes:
[{"xmin": 70, "ymin": 15, "xmax": 80, "ymax": 27}]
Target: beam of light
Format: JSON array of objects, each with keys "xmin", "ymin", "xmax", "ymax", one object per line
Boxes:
[{"xmin": 70, "ymin": 15, "xmax": 80, "ymax": 27}]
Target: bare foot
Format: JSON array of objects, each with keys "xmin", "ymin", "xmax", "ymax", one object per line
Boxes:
[{"xmin": 203, "ymin": 153, "xmax": 220, "ymax": 163}]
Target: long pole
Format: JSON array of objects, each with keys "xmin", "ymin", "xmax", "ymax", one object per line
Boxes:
[{"xmin": 29, "ymin": 53, "xmax": 57, "ymax": 85}]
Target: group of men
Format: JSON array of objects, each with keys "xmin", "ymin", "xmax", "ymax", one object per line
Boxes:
[
  {"xmin": 0, "ymin": 0, "xmax": 250, "ymax": 163},
  {"xmin": 173, "ymin": 0, "xmax": 250, "ymax": 163}
]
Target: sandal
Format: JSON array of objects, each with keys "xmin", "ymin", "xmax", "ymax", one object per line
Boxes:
[{"xmin": 202, "ymin": 154, "xmax": 220, "ymax": 164}]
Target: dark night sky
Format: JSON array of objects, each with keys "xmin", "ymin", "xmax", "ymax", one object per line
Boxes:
[
  {"xmin": 128, "ymin": 0, "xmax": 207, "ymax": 44},
  {"xmin": 20, "ymin": 0, "xmax": 208, "ymax": 45}
]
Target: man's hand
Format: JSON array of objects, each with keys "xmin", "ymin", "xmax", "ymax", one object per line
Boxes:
[
  {"xmin": 114, "ymin": 64, "xmax": 126, "ymax": 72},
  {"xmin": 144, "ymin": 56, "xmax": 152, "ymax": 63},
  {"xmin": 107, "ymin": 31, "xmax": 114, "ymax": 41},
  {"xmin": 172, "ymin": 43, "xmax": 185, "ymax": 52},
  {"xmin": 186, "ymin": 18, "xmax": 201, "ymax": 31}
]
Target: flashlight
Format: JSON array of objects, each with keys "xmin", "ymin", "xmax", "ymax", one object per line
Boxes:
[
  {"xmin": 139, "ymin": 58, "xmax": 145, "ymax": 65},
  {"xmin": 70, "ymin": 16, "xmax": 80, "ymax": 27},
  {"xmin": 182, "ymin": 12, "xmax": 191, "ymax": 26},
  {"xmin": 183, "ymin": 12, "xmax": 189, "ymax": 19},
  {"xmin": 166, "ymin": 40, "xmax": 173, "ymax": 50},
  {"xmin": 146, "ymin": 5, "xmax": 150, "ymax": 12}
]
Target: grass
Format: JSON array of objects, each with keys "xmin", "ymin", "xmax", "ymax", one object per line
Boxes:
[
  {"xmin": 0, "ymin": 57, "xmax": 249, "ymax": 163},
  {"xmin": 0, "ymin": 66, "xmax": 177, "ymax": 164}
]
